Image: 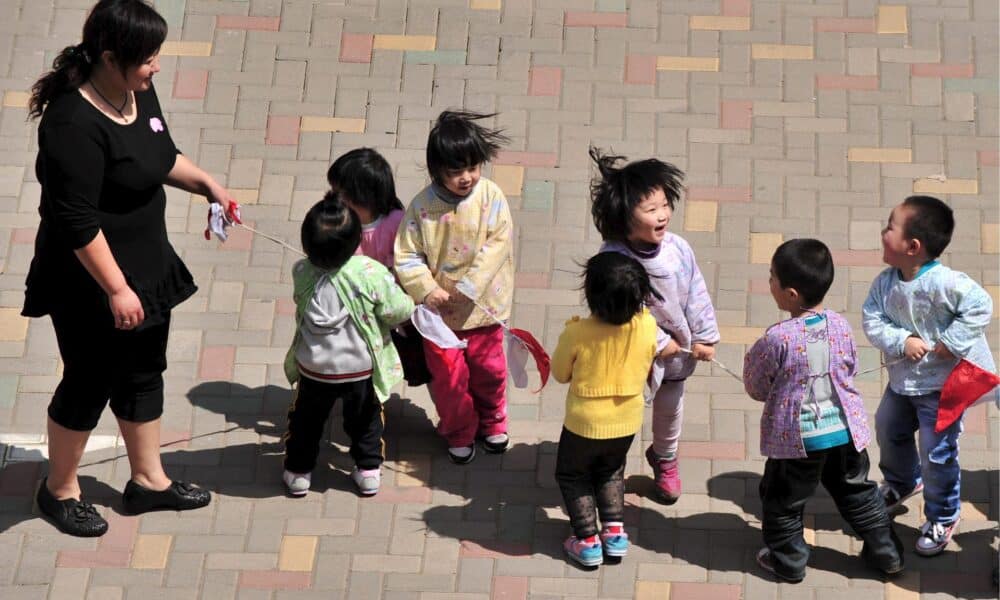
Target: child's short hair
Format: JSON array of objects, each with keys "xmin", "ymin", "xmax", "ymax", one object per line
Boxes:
[
  {"xmin": 327, "ymin": 148, "xmax": 404, "ymax": 217},
  {"xmin": 584, "ymin": 252, "xmax": 661, "ymax": 325},
  {"xmin": 770, "ymin": 239, "xmax": 834, "ymax": 309},
  {"xmin": 301, "ymin": 191, "xmax": 361, "ymax": 270},
  {"xmin": 426, "ymin": 110, "xmax": 509, "ymax": 183},
  {"xmin": 589, "ymin": 147, "xmax": 685, "ymax": 242},
  {"xmin": 901, "ymin": 195, "xmax": 954, "ymax": 259}
]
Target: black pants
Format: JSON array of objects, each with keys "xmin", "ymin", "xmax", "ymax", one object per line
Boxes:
[
  {"xmin": 555, "ymin": 427, "xmax": 634, "ymax": 539},
  {"xmin": 391, "ymin": 323, "xmax": 431, "ymax": 386},
  {"xmin": 759, "ymin": 445, "xmax": 902, "ymax": 580},
  {"xmin": 49, "ymin": 309, "xmax": 171, "ymax": 431},
  {"xmin": 283, "ymin": 376, "xmax": 384, "ymax": 474}
]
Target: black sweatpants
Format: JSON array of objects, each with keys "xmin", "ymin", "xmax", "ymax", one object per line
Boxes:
[
  {"xmin": 554, "ymin": 427, "xmax": 635, "ymax": 539},
  {"xmin": 759, "ymin": 444, "xmax": 902, "ymax": 580},
  {"xmin": 283, "ymin": 376, "xmax": 383, "ymax": 474}
]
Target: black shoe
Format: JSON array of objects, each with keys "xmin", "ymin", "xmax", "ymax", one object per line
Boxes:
[
  {"xmin": 756, "ymin": 548, "xmax": 804, "ymax": 583},
  {"xmin": 479, "ymin": 433, "xmax": 511, "ymax": 454},
  {"xmin": 122, "ymin": 480, "xmax": 211, "ymax": 515},
  {"xmin": 36, "ymin": 478, "xmax": 108, "ymax": 537},
  {"xmin": 861, "ymin": 535, "xmax": 905, "ymax": 576},
  {"xmin": 447, "ymin": 445, "xmax": 476, "ymax": 465}
]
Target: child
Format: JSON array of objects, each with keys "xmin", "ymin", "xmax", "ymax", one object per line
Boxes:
[
  {"xmin": 328, "ymin": 148, "xmax": 431, "ymax": 387},
  {"xmin": 394, "ymin": 110, "xmax": 514, "ymax": 464},
  {"xmin": 863, "ymin": 196, "xmax": 995, "ymax": 556},
  {"xmin": 552, "ymin": 252, "xmax": 661, "ymax": 567},
  {"xmin": 281, "ymin": 193, "xmax": 414, "ymax": 496},
  {"xmin": 745, "ymin": 239, "xmax": 904, "ymax": 583},
  {"xmin": 589, "ymin": 148, "xmax": 720, "ymax": 503}
]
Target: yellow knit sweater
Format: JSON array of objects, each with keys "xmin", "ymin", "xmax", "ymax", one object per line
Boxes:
[{"xmin": 552, "ymin": 310, "xmax": 659, "ymax": 439}]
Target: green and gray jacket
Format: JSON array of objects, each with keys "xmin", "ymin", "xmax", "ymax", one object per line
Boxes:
[{"xmin": 284, "ymin": 256, "xmax": 414, "ymax": 403}]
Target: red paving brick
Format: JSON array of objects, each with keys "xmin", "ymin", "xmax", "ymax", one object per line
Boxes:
[
  {"xmin": 495, "ymin": 151, "xmax": 559, "ymax": 167},
  {"xmin": 491, "ymin": 576, "xmax": 529, "ymax": 600},
  {"xmin": 831, "ymin": 249, "xmax": 883, "ymax": 267},
  {"xmin": 173, "ymin": 69, "xmax": 209, "ymax": 99},
  {"xmin": 748, "ymin": 278, "xmax": 770, "ymax": 294},
  {"xmin": 340, "ymin": 33, "xmax": 374, "ymax": 63},
  {"xmin": 911, "ymin": 63, "xmax": 975, "ymax": 78},
  {"xmin": 816, "ymin": 74, "xmax": 879, "ymax": 90},
  {"xmin": 625, "ymin": 54, "xmax": 657, "ymax": 85},
  {"xmin": 980, "ymin": 150, "xmax": 999, "ymax": 166},
  {"xmin": 528, "ymin": 67, "xmax": 562, "ymax": 97},
  {"xmin": 11, "ymin": 228, "xmax": 35, "ymax": 244},
  {"xmin": 815, "ymin": 17, "xmax": 876, "ymax": 32},
  {"xmin": 220, "ymin": 219, "xmax": 254, "ymax": 251},
  {"xmin": 199, "ymin": 345, "xmax": 236, "ymax": 381},
  {"xmin": 57, "ymin": 549, "xmax": 131, "ymax": 568},
  {"xmin": 687, "ymin": 186, "xmax": 752, "ymax": 202},
  {"xmin": 459, "ymin": 540, "xmax": 533, "ymax": 558},
  {"xmin": 276, "ymin": 297, "xmax": 297, "ymax": 316},
  {"xmin": 965, "ymin": 402, "xmax": 987, "ymax": 434},
  {"xmin": 370, "ymin": 485, "xmax": 432, "ymax": 504},
  {"xmin": 239, "ymin": 571, "xmax": 312, "ymax": 590},
  {"xmin": 160, "ymin": 429, "xmax": 193, "ymax": 450},
  {"xmin": 266, "ymin": 116, "xmax": 300, "ymax": 146},
  {"xmin": 671, "ymin": 582, "xmax": 742, "ymax": 600},
  {"xmin": 514, "ymin": 272, "xmax": 550, "ymax": 288},
  {"xmin": 722, "ymin": 0, "xmax": 752, "ymax": 17},
  {"xmin": 564, "ymin": 12, "xmax": 627, "ymax": 28},
  {"xmin": 721, "ymin": 100, "xmax": 753, "ymax": 129},
  {"xmin": 98, "ymin": 513, "xmax": 139, "ymax": 553},
  {"xmin": 216, "ymin": 15, "xmax": 281, "ymax": 31}
]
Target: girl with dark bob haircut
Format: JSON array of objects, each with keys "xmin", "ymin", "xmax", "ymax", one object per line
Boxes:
[{"xmin": 301, "ymin": 191, "xmax": 362, "ymax": 271}]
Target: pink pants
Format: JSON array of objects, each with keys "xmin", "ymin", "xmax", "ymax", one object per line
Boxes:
[
  {"xmin": 651, "ymin": 380, "xmax": 684, "ymax": 458},
  {"xmin": 423, "ymin": 324, "xmax": 508, "ymax": 447}
]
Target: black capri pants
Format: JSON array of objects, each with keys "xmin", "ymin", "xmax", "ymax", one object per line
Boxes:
[{"xmin": 49, "ymin": 309, "xmax": 171, "ymax": 431}]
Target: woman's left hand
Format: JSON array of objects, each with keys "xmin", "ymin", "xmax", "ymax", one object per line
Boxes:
[
  {"xmin": 208, "ymin": 185, "xmax": 234, "ymax": 214},
  {"xmin": 691, "ymin": 343, "xmax": 716, "ymax": 361}
]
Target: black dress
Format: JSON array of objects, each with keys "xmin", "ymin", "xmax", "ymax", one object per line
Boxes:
[{"xmin": 22, "ymin": 84, "xmax": 196, "ymax": 327}]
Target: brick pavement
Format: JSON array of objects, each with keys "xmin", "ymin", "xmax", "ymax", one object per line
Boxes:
[{"xmin": 0, "ymin": 0, "xmax": 998, "ymax": 598}]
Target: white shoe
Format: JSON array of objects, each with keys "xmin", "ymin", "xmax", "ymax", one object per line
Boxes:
[
  {"xmin": 915, "ymin": 518, "xmax": 959, "ymax": 557},
  {"xmin": 350, "ymin": 467, "xmax": 381, "ymax": 496},
  {"xmin": 282, "ymin": 470, "xmax": 311, "ymax": 497}
]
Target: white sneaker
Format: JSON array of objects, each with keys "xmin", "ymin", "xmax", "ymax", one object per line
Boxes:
[
  {"xmin": 447, "ymin": 445, "xmax": 476, "ymax": 465},
  {"xmin": 915, "ymin": 518, "xmax": 959, "ymax": 557},
  {"xmin": 282, "ymin": 470, "xmax": 311, "ymax": 497},
  {"xmin": 482, "ymin": 433, "xmax": 511, "ymax": 454},
  {"xmin": 350, "ymin": 467, "xmax": 381, "ymax": 496}
]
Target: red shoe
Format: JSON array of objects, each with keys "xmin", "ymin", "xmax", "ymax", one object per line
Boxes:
[{"xmin": 645, "ymin": 445, "xmax": 681, "ymax": 504}]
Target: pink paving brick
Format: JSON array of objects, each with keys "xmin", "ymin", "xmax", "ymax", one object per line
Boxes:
[
  {"xmin": 495, "ymin": 151, "xmax": 558, "ymax": 167},
  {"xmin": 160, "ymin": 429, "xmax": 193, "ymax": 450},
  {"xmin": 687, "ymin": 186, "xmax": 751, "ymax": 202},
  {"xmin": 216, "ymin": 15, "xmax": 280, "ymax": 31},
  {"xmin": 11, "ymin": 228, "xmax": 35, "ymax": 244},
  {"xmin": 515, "ymin": 272, "xmax": 550, "ymax": 288},
  {"xmin": 679, "ymin": 441, "xmax": 744, "ymax": 460},
  {"xmin": 911, "ymin": 63, "xmax": 975, "ymax": 78},
  {"xmin": 492, "ymin": 576, "xmax": 529, "ymax": 600},
  {"xmin": 98, "ymin": 514, "xmax": 139, "ymax": 552},
  {"xmin": 199, "ymin": 345, "xmax": 236, "ymax": 381},
  {"xmin": 459, "ymin": 540, "xmax": 533, "ymax": 558},
  {"xmin": 721, "ymin": 100, "xmax": 753, "ymax": 129},
  {"xmin": 341, "ymin": 33, "xmax": 374, "ymax": 63},
  {"xmin": 370, "ymin": 485, "xmax": 432, "ymax": 504},
  {"xmin": 220, "ymin": 219, "xmax": 253, "ymax": 251},
  {"xmin": 722, "ymin": 0, "xmax": 752, "ymax": 17},
  {"xmin": 625, "ymin": 54, "xmax": 657, "ymax": 85},
  {"xmin": 564, "ymin": 11, "xmax": 627, "ymax": 28},
  {"xmin": 749, "ymin": 278, "xmax": 770, "ymax": 294},
  {"xmin": 0, "ymin": 462, "xmax": 39, "ymax": 496},
  {"xmin": 528, "ymin": 66, "xmax": 562, "ymax": 97},
  {"xmin": 980, "ymin": 150, "xmax": 999, "ymax": 166},
  {"xmin": 816, "ymin": 74, "xmax": 879, "ymax": 90},
  {"xmin": 671, "ymin": 583, "xmax": 742, "ymax": 600},
  {"xmin": 173, "ymin": 69, "xmax": 209, "ymax": 99},
  {"xmin": 57, "ymin": 550, "xmax": 130, "ymax": 568},
  {"xmin": 831, "ymin": 249, "xmax": 883, "ymax": 266},
  {"xmin": 266, "ymin": 116, "xmax": 300, "ymax": 146},
  {"xmin": 239, "ymin": 571, "xmax": 312, "ymax": 590},
  {"xmin": 815, "ymin": 17, "xmax": 876, "ymax": 33},
  {"xmin": 964, "ymin": 403, "xmax": 987, "ymax": 434},
  {"xmin": 276, "ymin": 297, "xmax": 297, "ymax": 316}
]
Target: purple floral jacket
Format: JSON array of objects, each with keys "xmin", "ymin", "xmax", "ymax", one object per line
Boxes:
[{"xmin": 743, "ymin": 310, "xmax": 871, "ymax": 459}]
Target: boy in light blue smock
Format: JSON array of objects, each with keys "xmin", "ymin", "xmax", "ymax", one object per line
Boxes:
[{"xmin": 862, "ymin": 195, "xmax": 995, "ymax": 557}]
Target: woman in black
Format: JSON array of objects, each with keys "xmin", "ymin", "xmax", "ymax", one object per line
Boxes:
[{"xmin": 24, "ymin": 0, "xmax": 227, "ymax": 536}]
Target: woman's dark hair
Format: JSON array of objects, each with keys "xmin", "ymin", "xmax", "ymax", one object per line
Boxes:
[
  {"xmin": 426, "ymin": 110, "xmax": 509, "ymax": 183},
  {"xmin": 29, "ymin": 0, "xmax": 167, "ymax": 119},
  {"xmin": 770, "ymin": 238, "xmax": 834, "ymax": 309},
  {"xmin": 301, "ymin": 192, "xmax": 361, "ymax": 270},
  {"xmin": 327, "ymin": 148, "xmax": 404, "ymax": 217},
  {"xmin": 583, "ymin": 252, "xmax": 661, "ymax": 325},
  {"xmin": 901, "ymin": 195, "xmax": 954, "ymax": 259},
  {"xmin": 589, "ymin": 147, "xmax": 685, "ymax": 242}
]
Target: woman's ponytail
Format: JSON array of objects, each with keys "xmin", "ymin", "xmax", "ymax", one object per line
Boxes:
[{"xmin": 29, "ymin": 43, "xmax": 92, "ymax": 120}]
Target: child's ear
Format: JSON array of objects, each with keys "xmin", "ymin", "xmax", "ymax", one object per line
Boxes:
[{"xmin": 905, "ymin": 237, "xmax": 923, "ymax": 257}]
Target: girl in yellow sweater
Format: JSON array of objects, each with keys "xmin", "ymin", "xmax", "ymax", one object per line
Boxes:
[{"xmin": 552, "ymin": 252, "xmax": 661, "ymax": 567}]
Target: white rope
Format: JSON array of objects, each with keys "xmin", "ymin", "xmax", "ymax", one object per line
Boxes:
[{"xmin": 234, "ymin": 222, "xmax": 305, "ymax": 256}]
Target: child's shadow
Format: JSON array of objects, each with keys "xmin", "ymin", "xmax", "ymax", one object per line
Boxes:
[{"xmin": 705, "ymin": 469, "xmax": 998, "ymax": 596}]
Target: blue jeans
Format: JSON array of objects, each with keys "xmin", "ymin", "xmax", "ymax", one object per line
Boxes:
[{"xmin": 874, "ymin": 387, "xmax": 962, "ymax": 524}]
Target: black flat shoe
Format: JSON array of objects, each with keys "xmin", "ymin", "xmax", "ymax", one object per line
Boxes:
[
  {"xmin": 36, "ymin": 478, "xmax": 108, "ymax": 537},
  {"xmin": 122, "ymin": 480, "xmax": 211, "ymax": 515}
]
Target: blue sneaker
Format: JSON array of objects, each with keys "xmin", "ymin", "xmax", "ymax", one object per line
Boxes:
[
  {"xmin": 564, "ymin": 535, "xmax": 603, "ymax": 567},
  {"xmin": 600, "ymin": 524, "xmax": 629, "ymax": 557}
]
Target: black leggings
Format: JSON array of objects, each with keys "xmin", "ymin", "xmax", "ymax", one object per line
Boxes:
[
  {"xmin": 554, "ymin": 427, "xmax": 635, "ymax": 539},
  {"xmin": 48, "ymin": 310, "xmax": 170, "ymax": 431}
]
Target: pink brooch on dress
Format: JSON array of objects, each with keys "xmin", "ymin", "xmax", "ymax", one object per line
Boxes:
[{"xmin": 149, "ymin": 117, "xmax": 164, "ymax": 132}]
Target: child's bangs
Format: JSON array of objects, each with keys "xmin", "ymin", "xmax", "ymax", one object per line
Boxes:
[{"xmin": 434, "ymin": 132, "xmax": 490, "ymax": 170}]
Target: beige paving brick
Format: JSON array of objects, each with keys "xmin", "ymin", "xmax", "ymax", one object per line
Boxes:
[
  {"xmin": 373, "ymin": 35, "xmax": 436, "ymax": 51},
  {"xmin": 684, "ymin": 201, "xmax": 718, "ymax": 232},
  {"xmin": 300, "ymin": 117, "xmax": 366, "ymax": 133},
  {"xmin": 982, "ymin": 224, "xmax": 999, "ymax": 254},
  {"xmin": 470, "ymin": 0, "xmax": 501, "ymax": 8},
  {"xmin": 751, "ymin": 44, "xmax": 814, "ymax": 60},
  {"xmin": 492, "ymin": 165, "xmax": 525, "ymax": 196},
  {"xmin": 278, "ymin": 536, "xmax": 317, "ymax": 572},
  {"xmin": 635, "ymin": 581, "xmax": 671, "ymax": 599},
  {"xmin": 656, "ymin": 56, "xmax": 720, "ymax": 71},
  {"xmin": 208, "ymin": 282, "xmax": 245, "ymax": 313},
  {"xmin": 847, "ymin": 148, "xmax": 912, "ymax": 163},
  {"xmin": 2, "ymin": 91, "xmax": 29, "ymax": 108},
  {"xmin": 131, "ymin": 535, "xmax": 172, "ymax": 569},
  {"xmin": 750, "ymin": 232, "xmax": 783, "ymax": 264},
  {"xmin": 912, "ymin": 178, "xmax": 978, "ymax": 194},
  {"xmin": 161, "ymin": 41, "xmax": 213, "ymax": 56},
  {"xmin": 877, "ymin": 6, "xmax": 908, "ymax": 34},
  {"xmin": 0, "ymin": 310, "xmax": 29, "ymax": 342},
  {"xmin": 718, "ymin": 326, "xmax": 765, "ymax": 344},
  {"xmin": 690, "ymin": 16, "xmax": 751, "ymax": 30}
]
